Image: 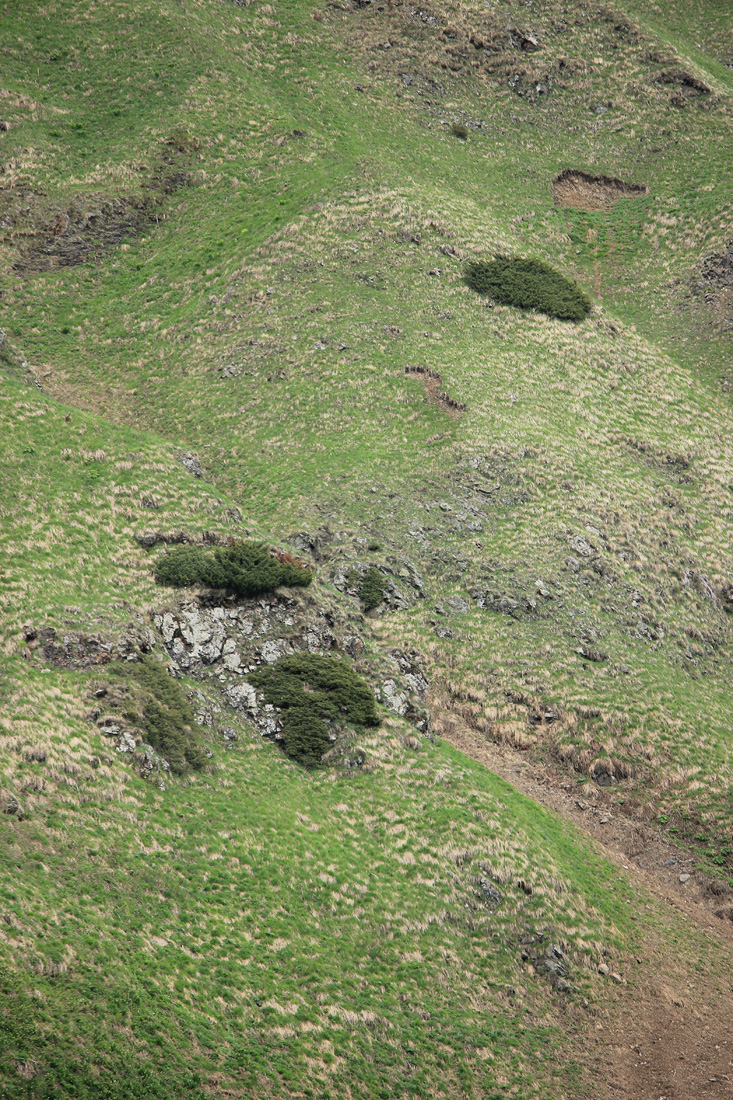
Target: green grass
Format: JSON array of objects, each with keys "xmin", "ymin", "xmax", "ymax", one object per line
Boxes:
[
  {"xmin": 1, "ymin": 0, "xmax": 733, "ymax": 1093},
  {"xmin": 0, "ymin": 670, "xmax": 693, "ymax": 1098}
]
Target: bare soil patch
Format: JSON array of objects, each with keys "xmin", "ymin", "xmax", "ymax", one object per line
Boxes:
[
  {"xmin": 404, "ymin": 364, "xmax": 465, "ymax": 413},
  {"xmin": 552, "ymin": 169, "xmax": 648, "ymax": 212},
  {"xmin": 2, "ymin": 137, "xmax": 195, "ymax": 275}
]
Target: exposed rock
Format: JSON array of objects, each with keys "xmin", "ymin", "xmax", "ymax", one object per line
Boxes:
[
  {"xmin": 448, "ymin": 595, "xmax": 468, "ymax": 613},
  {"xmin": 134, "ymin": 529, "xmax": 226, "ymax": 549},
  {"xmin": 37, "ymin": 627, "xmax": 153, "ymax": 669},
  {"xmin": 570, "ymin": 534, "xmax": 595, "ymax": 557},
  {"xmin": 178, "ymin": 452, "xmax": 204, "ymax": 478},
  {"xmin": 506, "ymin": 25, "xmax": 541, "ymax": 52},
  {"xmin": 472, "ymin": 588, "xmax": 536, "ymax": 618},
  {"xmin": 477, "ymin": 878, "xmax": 502, "ymax": 910},
  {"xmin": 576, "ymin": 646, "xmax": 608, "ymax": 663},
  {"xmin": 286, "ymin": 526, "xmax": 333, "ymax": 562},
  {"xmin": 0, "ymin": 792, "xmax": 22, "ymax": 817},
  {"xmin": 332, "ymin": 557, "xmax": 424, "ymax": 612}
]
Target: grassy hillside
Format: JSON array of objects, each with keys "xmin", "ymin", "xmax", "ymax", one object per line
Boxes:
[{"xmin": 1, "ymin": 0, "xmax": 733, "ymax": 1096}]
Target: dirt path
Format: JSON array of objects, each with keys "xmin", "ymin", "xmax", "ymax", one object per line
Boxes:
[{"xmin": 438, "ymin": 715, "xmax": 733, "ymax": 1100}]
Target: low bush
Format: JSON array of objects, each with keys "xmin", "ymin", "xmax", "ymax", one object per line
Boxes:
[
  {"xmin": 451, "ymin": 122, "xmax": 469, "ymax": 140},
  {"xmin": 359, "ymin": 565, "xmax": 385, "ymax": 611},
  {"xmin": 115, "ymin": 655, "xmax": 207, "ymax": 773},
  {"xmin": 154, "ymin": 541, "xmax": 313, "ymax": 596},
  {"xmin": 465, "ymin": 257, "xmax": 591, "ymax": 321},
  {"xmin": 248, "ymin": 654, "xmax": 380, "ymax": 768}
]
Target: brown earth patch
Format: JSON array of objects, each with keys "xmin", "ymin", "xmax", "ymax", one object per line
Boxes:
[
  {"xmin": 2, "ymin": 134, "xmax": 197, "ymax": 275},
  {"xmin": 552, "ymin": 169, "xmax": 649, "ymax": 212},
  {"xmin": 404, "ymin": 364, "xmax": 466, "ymax": 414},
  {"xmin": 10, "ymin": 193, "xmax": 162, "ymax": 273},
  {"xmin": 654, "ymin": 68, "xmax": 712, "ymax": 96}
]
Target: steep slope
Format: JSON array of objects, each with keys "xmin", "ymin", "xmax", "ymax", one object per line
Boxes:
[{"xmin": 1, "ymin": 0, "xmax": 733, "ymax": 1097}]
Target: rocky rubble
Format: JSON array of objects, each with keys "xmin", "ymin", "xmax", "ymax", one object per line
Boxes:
[
  {"xmin": 331, "ymin": 557, "xmax": 425, "ymax": 612},
  {"xmin": 24, "ymin": 624, "xmax": 154, "ymax": 669}
]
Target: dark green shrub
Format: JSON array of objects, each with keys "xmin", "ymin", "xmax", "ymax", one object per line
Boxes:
[
  {"xmin": 465, "ymin": 257, "xmax": 591, "ymax": 321},
  {"xmin": 154, "ymin": 541, "xmax": 313, "ymax": 596},
  {"xmin": 359, "ymin": 565, "xmax": 385, "ymax": 612},
  {"xmin": 248, "ymin": 654, "xmax": 380, "ymax": 768},
  {"xmin": 115, "ymin": 655, "xmax": 207, "ymax": 774},
  {"xmin": 451, "ymin": 122, "xmax": 469, "ymax": 140},
  {"xmin": 154, "ymin": 545, "xmax": 208, "ymax": 588}
]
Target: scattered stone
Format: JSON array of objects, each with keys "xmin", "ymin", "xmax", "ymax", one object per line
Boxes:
[
  {"xmin": 598, "ymin": 963, "xmax": 610, "ymax": 976},
  {"xmin": 679, "ymin": 873, "xmax": 691, "ymax": 884},
  {"xmin": 506, "ymin": 24, "xmax": 541, "ymax": 51},
  {"xmin": 477, "ymin": 878, "xmax": 502, "ymax": 910},
  {"xmin": 222, "ymin": 726, "xmax": 238, "ymax": 742},
  {"xmin": 179, "ymin": 452, "xmax": 204, "ymax": 478},
  {"xmin": 447, "ymin": 595, "xmax": 468, "ymax": 613},
  {"xmin": 610, "ymin": 972, "xmax": 623, "ymax": 984},
  {"xmin": 1, "ymin": 793, "xmax": 21, "ymax": 817}
]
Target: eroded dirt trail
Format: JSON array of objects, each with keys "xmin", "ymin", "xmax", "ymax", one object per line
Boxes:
[{"xmin": 437, "ymin": 714, "xmax": 733, "ymax": 1100}]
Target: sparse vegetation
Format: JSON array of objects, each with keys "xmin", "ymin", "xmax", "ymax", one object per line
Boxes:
[
  {"xmin": 154, "ymin": 542, "xmax": 313, "ymax": 596},
  {"xmin": 247, "ymin": 654, "xmax": 379, "ymax": 766},
  {"xmin": 465, "ymin": 257, "xmax": 592, "ymax": 321}
]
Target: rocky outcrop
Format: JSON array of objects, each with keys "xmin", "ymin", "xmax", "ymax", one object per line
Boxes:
[
  {"xmin": 152, "ymin": 590, "xmax": 431, "ymax": 748},
  {"xmin": 332, "ymin": 557, "xmax": 425, "ymax": 612},
  {"xmin": 154, "ymin": 592, "xmax": 346, "ymax": 674},
  {"xmin": 24, "ymin": 625, "xmax": 154, "ymax": 669}
]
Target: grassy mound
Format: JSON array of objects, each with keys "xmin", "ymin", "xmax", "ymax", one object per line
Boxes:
[
  {"xmin": 465, "ymin": 257, "xmax": 591, "ymax": 321},
  {"xmin": 154, "ymin": 542, "xmax": 313, "ymax": 597},
  {"xmin": 115, "ymin": 655, "xmax": 207, "ymax": 774},
  {"xmin": 248, "ymin": 654, "xmax": 380, "ymax": 767}
]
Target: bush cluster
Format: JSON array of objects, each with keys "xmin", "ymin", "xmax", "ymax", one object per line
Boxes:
[
  {"xmin": 359, "ymin": 565, "xmax": 385, "ymax": 612},
  {"xmin": 465, "ymin": 257, "xmax": 591, "ymax": 321},
  {"xmin": 116, "ymin": 655, "xmax": 207, "ymax": 774},
  {"xmin": 154, "ymin": 541, "xmax": 313, "ymax": 596},
  {"xmin": 248, "ymin": 654, "xmax": 380, "ymax": 768}
]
